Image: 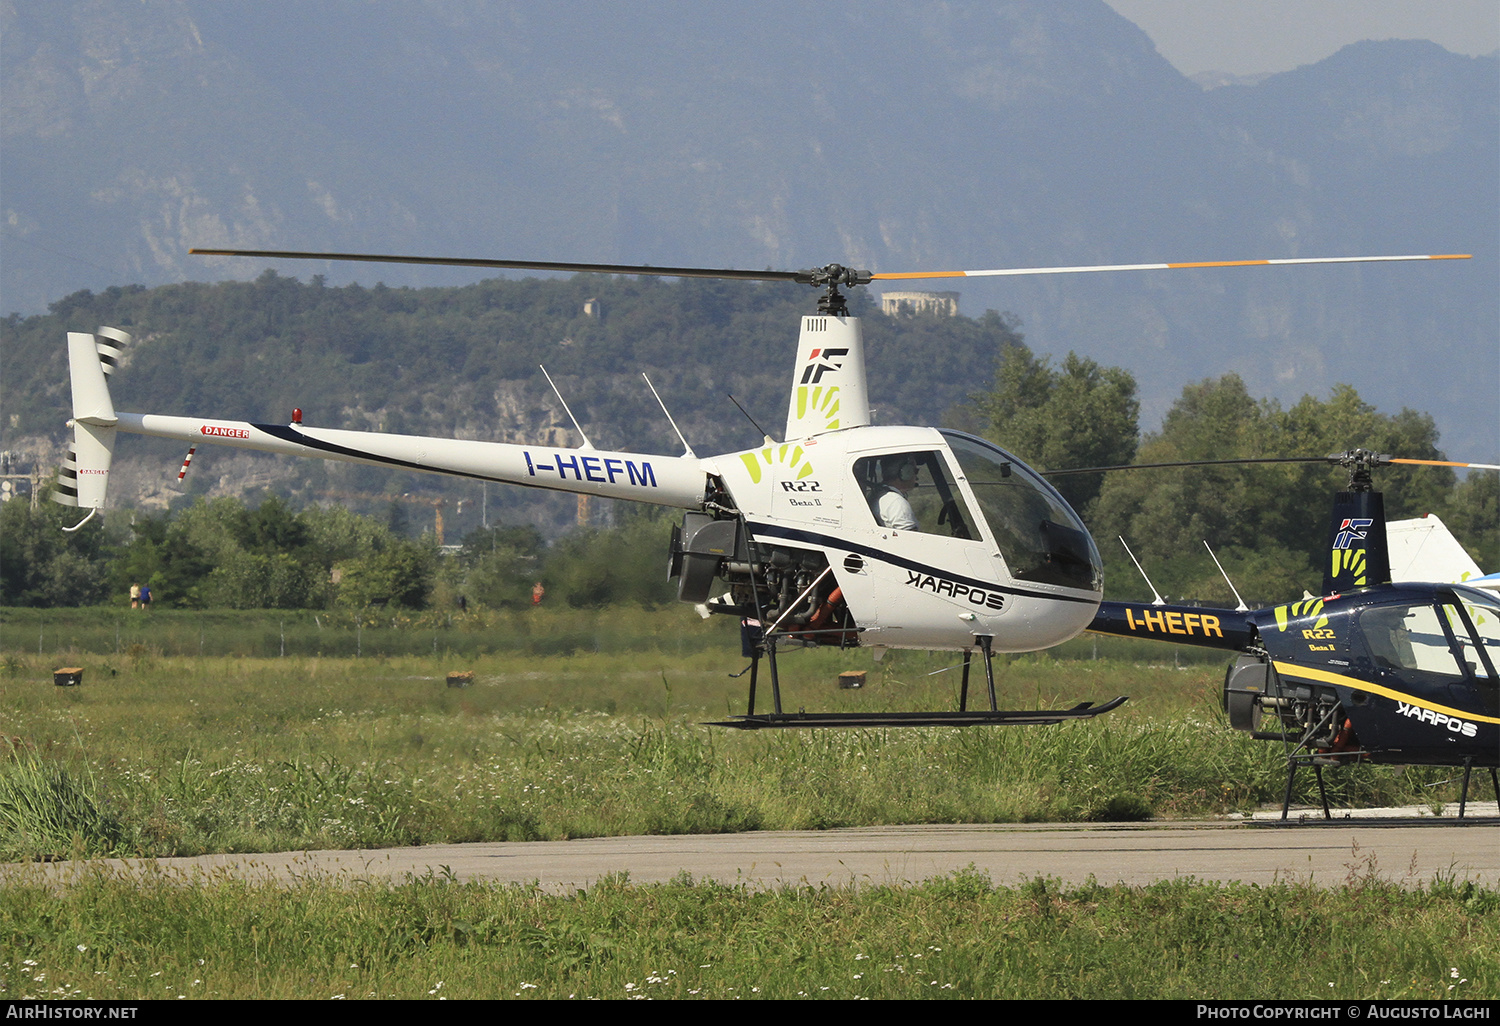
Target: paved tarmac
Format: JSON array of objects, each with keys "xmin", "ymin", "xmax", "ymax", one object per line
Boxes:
[{"xmin": 10, "ymin": 812, "xmax": 1497, "ymax": 892}]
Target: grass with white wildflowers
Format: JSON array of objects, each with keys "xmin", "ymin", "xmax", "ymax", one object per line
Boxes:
[{"xmin": 1, "ymin": 865, "xmax": 1495, "ymax": 1000}]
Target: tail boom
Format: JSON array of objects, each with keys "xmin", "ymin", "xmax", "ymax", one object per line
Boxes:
[{"xmin": 116, "ymin": 413, "xmax": 709, "ymax": 509}]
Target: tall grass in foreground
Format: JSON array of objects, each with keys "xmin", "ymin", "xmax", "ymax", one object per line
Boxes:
[
  {"xmin": 0, "ymin": 751, "xmax": 126, "ymax": 860},
  {"xmin": 1, "ymin": 643, "xmax": 1484, "ymax": 860},
  {"xmin": 1, "ymin": 866, "xmax": 1495, "ymax": 999}
]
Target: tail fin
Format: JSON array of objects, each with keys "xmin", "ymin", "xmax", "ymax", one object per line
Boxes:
[
  {"xmin": 1322, "ymin": 489, "xmax": 1391, "ymax": 594},
  {"xmin": 1386, "ymin": 514, "xmax": 1485, "ymax": 585},
  {"xmin": 784, "ymin": 314, "xmax": 870, "ymax": 440},
  {"xmin": 52, "ymin": 329, "xmax": 123, "ymax": 513}
]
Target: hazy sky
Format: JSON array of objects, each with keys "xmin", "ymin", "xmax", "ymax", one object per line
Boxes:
[{"xmin": 1104, "ymin": 0, "xmax": 1499, "ymax": 76}]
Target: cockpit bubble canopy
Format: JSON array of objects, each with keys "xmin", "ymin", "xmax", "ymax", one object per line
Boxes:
[{"xmin": 940, "ymin": 431, "xmax": 1103, "ymax": 592}]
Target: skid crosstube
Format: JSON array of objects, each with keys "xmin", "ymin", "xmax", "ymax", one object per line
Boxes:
[{"xmin": 705, "ymin": 696, "xmax": 1128, "ymax": 730}]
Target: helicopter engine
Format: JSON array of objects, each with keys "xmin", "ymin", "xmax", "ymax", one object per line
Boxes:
[
  {"xmin": 1223, "ymin": 654, "xmax": 1354, "ymax": 759},
  {"xmin": 668, "ymin": 511, "xmax": 854, "ymax": 645}
]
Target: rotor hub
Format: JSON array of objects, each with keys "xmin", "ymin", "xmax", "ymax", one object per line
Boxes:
[
  {"xmin": 796, "ymin": 263, "xmax": 873, "ymax": 316},
  {"xmin": 1327, "ymin": 449, "xmax": 1391, "ymax": 492}
]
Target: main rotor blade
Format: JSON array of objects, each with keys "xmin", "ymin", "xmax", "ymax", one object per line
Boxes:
[
  {"xmin": 872, "ymin": 253, "xmax": 1471, "ymax": 281},
  {"xmin": 1044, "ymin": 453, "xmax": 1499, "ymax": 478},
  {"xmin": 189, "ymin": 248, "xmax": 805, "ymax": 283},
  {"xmin": 1391, "ymin": 458, "xmax": 1500, "ymax": 471},
  {"xmin": 1043, "ymin": 457, "xmax": 1329, "ymax": 478},
  {"xmin": 193, "ymin": 247, "xmax": 1471, "ymax": 287}
]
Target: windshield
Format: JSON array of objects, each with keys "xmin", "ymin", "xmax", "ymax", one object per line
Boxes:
[
  {"xmin": 1450, "ymin": 586, "xmax": 1500, "ymax": 681},
  {"xmin": 939, "ymin": 431, "xmax": 1102, "ymax": 591}
]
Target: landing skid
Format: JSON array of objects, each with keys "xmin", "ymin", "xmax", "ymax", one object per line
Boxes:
[
  {"xmin": 1279, "ymin": 752, "xmax": 1500, "ymax": 822},
  {"xmin": 707, "ymin": 698, "xmax": 1129, "ymax": 730},
  {"xmin": 713, "ymin": 628, "xmax": 1127, "ymax": 730}
]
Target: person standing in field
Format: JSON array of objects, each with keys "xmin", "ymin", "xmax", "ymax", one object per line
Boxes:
[
  {"xmin": 130, "ymin": 582, "xmax": 140, "ymax": 609},
  {"xmin": 532, "ymin": 581, "xmax": 546, "ymax": 607}
]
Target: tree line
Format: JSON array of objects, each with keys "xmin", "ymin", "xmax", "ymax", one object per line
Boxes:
[
  {"xmin": 975, "ymin": 344, "xmax": 1496, "ymax": 607},
  {"xmin": 0, "ymin": 493, "xmax": 679, "ymax": 611}
]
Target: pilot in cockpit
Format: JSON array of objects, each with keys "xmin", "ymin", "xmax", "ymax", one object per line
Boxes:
[{"xmin": 870, "ymin": 455, "xmax": 919, "ymax": 531}]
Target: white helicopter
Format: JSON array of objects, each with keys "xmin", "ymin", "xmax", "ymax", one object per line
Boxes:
[
  {"xmin": 1386, "ymin": 514, "xmax": 1499, "ymax": 594},
  {"xmin": 56, "ymin": 248, "xmax": 1469, "ymax": 727}
]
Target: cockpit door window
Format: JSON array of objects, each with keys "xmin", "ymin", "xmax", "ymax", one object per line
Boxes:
[
  {"xmin": 1359, "ymin": 603, "xmax": 1465, "ymax": 678},
  {"xmin": 854, "ymin": 450, "xmax": 979, "ymax": 540}
]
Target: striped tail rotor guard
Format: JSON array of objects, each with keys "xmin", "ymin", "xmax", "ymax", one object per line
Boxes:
[
  {"xmin": 94, "ymin": 327, "xmax": 131, "ymax": 378},
  {"xmin": 53, "ymin": 449, "xmax": 80, "ymax": 506}
]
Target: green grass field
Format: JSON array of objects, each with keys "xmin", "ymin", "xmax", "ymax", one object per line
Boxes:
[
  {"xmin": 3, "ymin": 604, "xmax": 1495, "ymax": 1000},
  {"xmin": 0, "ymin": 604, "xmax": 1483, "ymax": 859}
]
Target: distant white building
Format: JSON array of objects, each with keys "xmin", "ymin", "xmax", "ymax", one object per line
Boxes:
[{"xmin": 880, "ymin": 290, "xmax": 960, "ymax": 317}]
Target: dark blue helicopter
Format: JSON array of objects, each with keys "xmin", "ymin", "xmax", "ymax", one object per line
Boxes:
[{"xmin": 1082, "ymin": 450, "xmax": 1500, "ymax": 819}]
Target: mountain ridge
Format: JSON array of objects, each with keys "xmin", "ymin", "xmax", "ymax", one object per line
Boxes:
[{"xmin": 2, "ymin": 0, "xmax": 1493, "ymax": 455}]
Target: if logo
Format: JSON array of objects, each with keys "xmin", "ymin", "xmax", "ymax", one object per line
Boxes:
[
  {"xmin": 1333, "ymin": 518, "xmax": 1373, "ymax": 550},
  {"xmin": 799, "ymin": 348, "xmax": 849, "ymax": 384}
]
